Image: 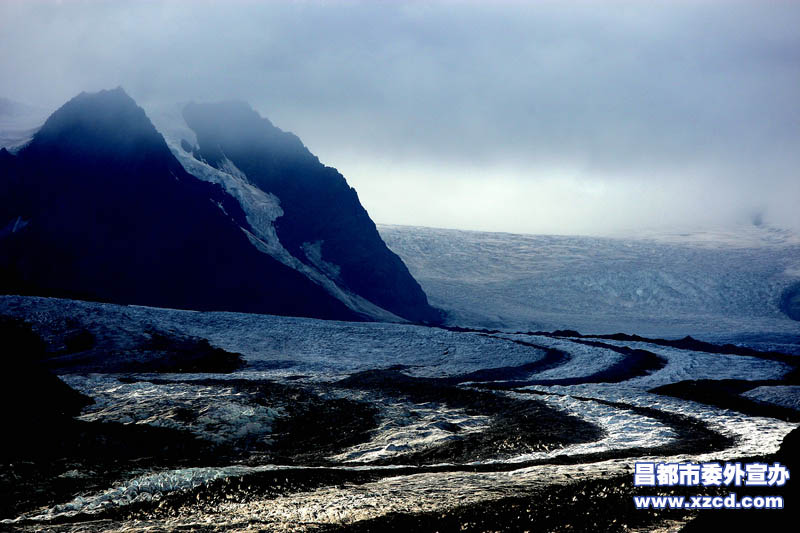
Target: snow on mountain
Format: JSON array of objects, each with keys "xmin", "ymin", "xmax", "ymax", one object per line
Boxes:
[
  {"xmin": 0, "ymin": 89, "xmax": 359, "ymax": 320},
  {"xmin": 378, "ymin": 224, "xmax": 800, "ymax": 341},
  {"xmin": 146, "ymin": 104, "xmax": 406, "ymax": 323},
  {"xmin": 179, "ymin": 101, "xmax": 441, "ymax": 324},
  {"xmin": 0, "ymin": 89, "xmax": 437, "ymax": 322}
]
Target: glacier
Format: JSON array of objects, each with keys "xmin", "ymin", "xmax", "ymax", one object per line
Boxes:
[
  {"xmin": 378, "ymin": 223, "xmax": 800, "ymax": 342},
  {"xmin": 2, "ymin": 293, "xmax": 798, "ymax": 531}
]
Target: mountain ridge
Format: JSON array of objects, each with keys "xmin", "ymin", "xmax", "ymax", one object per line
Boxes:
[
  {"xmin": 0, "ymin": 88, "xmax": 442, "ymax": 323},
  {"xmin": 0, "ymin": 88, "xmax": 374, "ymax": 320},
  {"xmin": 181, "ymin": 101, "xmax": 441, "ymax": 323}
]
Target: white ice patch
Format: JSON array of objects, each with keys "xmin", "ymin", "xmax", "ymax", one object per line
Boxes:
[
  {"xmin": 1, "ymin": 297, "xmax": 547, "ymax": 383},
  {"xmin": 331, "ymin": 395, "xmax": 492, "ymax": 463},
  {"xmin": 743, "ymin": 385, "xmax": 800, "ymax": 411},
  {"xmin": 13, "ymin": 465, "xmax": 289, "ymax": 522},
  {"xmin": 523, "ymin": 383, "xmax": 798, "ymax": 461},
  {"xmin": 217, "ymin": 156, "xmax": 249, "ymax": 182},
  {"xmin": 497, "ymin": 334, "xmax": 624, "ymax": 380},
  {"xmin": 302, "ymin": 240, "xmax": 342, "ymax": 280},
  {"xmin": 481, "ymin": 392, "xmax": 677, "ymax": 463},
  {"xmin": 63, "ymin": 375, "xmax": 283, "ymax": 444},
  {"xmin": 577, "ymin": 339, "xmax": 791, "ymax": 388}
]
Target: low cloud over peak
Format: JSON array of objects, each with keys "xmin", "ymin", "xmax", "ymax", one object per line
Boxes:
[{"xmin": 2, "ymin": 0, "xmax": 798, "ymax": 235}]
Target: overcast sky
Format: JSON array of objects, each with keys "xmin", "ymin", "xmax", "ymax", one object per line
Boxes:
[{"xmin": 1, "ymin": 0, "xmax": 798, "ymax": 235}]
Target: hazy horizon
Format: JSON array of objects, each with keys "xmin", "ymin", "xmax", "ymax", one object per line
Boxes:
[{"xmin": 2, "ymin": 0, "xmax": 799, "ymax": 236}]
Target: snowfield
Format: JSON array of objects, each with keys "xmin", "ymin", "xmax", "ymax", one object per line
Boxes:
[{"xmin": 378, "ymin": 224, "xmax": 800, "ymax": 342}]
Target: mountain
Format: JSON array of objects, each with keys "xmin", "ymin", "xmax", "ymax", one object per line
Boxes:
[
  {"xmin": 0, "ymin": 88, "xmax": 441, "ymax": 323},
  {"xmin": 0, "ymin": 88, "xmax": 379, "ymax": 320},
  {"xmin": 179, "ymin": 101, "xmax": 441, "ymax": 323}
]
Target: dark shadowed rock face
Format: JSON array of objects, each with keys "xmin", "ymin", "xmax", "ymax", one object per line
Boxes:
[
  {"xmin": 0, "ymin": 316, "xmax": 92, "ymax": 424},
  {"xmin": 781, "ymin": 282, "xmax": 800, "ymax": 322},
  {"xmin": 183, "ymin": 101, "xmax": 442, "ymax": 324},
  {"xmin": 0, "ymin": 89, "xmax": 357, "ymax": 320}
]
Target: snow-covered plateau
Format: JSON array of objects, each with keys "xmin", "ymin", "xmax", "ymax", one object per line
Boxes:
[{"xmin": 378, "ymin": 223, "xmax": 800, "ymax": 344}]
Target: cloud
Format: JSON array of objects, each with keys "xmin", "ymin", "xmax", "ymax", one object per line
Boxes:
[{"xmin": 1, "ymin": 0, "xmax": 799, "ymax": 234}]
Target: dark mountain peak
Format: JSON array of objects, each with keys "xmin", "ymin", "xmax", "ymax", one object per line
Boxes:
[
  {"xmin": 24, "ymin": 88, "xmax": 169, "ymax": 165},
  {"xmin": 1, "ymin": 89, "xmax": 439, "ymax": 324},
  {"xmin": 39, "ymin": 87, "xmax": 142, "ymax": 133},
  {"xmin": 0, "ymin": 89, "xmax": 358, "ymax": 321},
  {"xmin": 184, "ymin": 100, "xmax": 274, "ymax": 132},
  {"xmin": 182, "ymin": 101, "xmax": 442, "ymax": 324},
  {"xmin": 183, "ymin": 101, "xmax": 313, "ymax": 168}
]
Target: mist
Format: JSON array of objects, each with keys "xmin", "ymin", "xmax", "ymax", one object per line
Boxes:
[{"xmin": 2, "ymin": 0, "xmax": 798, "ymax": 235}]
